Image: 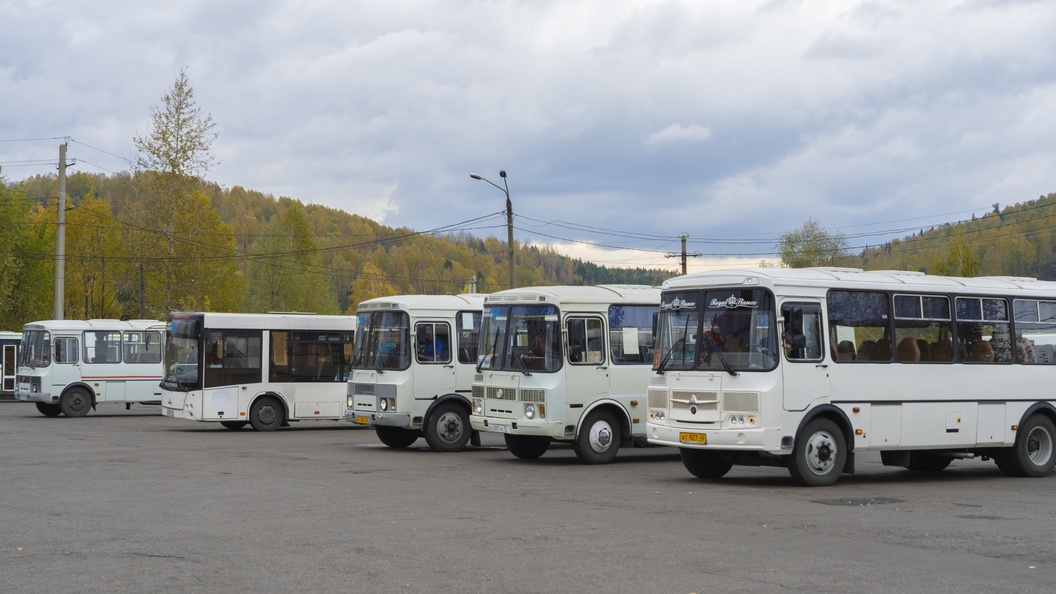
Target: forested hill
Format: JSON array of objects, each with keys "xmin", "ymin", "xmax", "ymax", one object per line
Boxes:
[
  {"xmin": 1, "ymin": 171, "xmax": 669, "ymax": 325},
  {"xmin": 839, "ymin": 192, "xmax": 1056, "ymax": 280}
]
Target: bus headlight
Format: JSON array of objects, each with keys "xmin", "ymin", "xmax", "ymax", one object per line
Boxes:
[
  {"xmin": 473, "ymin": 399, "xmax": 483, "ymax": 415},
  {"xmin": 524, "ymin": 404, "xmax": 536, "ymax": 420},
  {"xmin": 379, "ymin": 397, "xmax": 395, "ymax": 412},
  {"xmin": 347, "ymin": 395, "xmax": 354, "ymax": 409},
  {"xmin": 649, "ymin": 410, "xmax": 665, "ymax": 422}
]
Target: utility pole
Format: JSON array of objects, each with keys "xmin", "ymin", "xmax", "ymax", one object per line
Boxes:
[
  {"xmin": 54, "ymin": 142, "xmax": 68, "ymax": 320},
  {"xmin": 665, "ymin": 233, "xmax": 701, "ymax": 276}
]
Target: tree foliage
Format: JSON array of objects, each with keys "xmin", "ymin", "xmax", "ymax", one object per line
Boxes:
[{"xmin": 777, "ymin": 218, "xmax": 850, "ymax": 268}]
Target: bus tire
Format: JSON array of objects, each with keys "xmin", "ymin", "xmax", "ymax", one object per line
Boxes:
[
  {"xmin": 906, "ymin": 452, "xmax": 952, "ymax": 472},
  {"xmin": 35, "ymin": 402, "xmax": 62, "ymax": 417},
  {"xmin": 788, "ymin": 417, "xmax": 846, "ymax": 487},
  {"xmin": 993, "ymin": 450, "xmax": 1018, "ymax": 477},
  {"xmin": 504, "ymin": 434, "xmax": 550, "ymax": 459},
  {"xmin": 424, "ymin": 402, "xmax": 471, "ymax": 452},
  {"xmin": 59, "ymin": 387, "xmax": 92, "ymax": 418},
  {"xmin": 1008, "ymin": 414, "xmax": 1056, "ymax": 478},
  {"xmin": 220, "ymin": 421, "xmax": 247, "ymax": 430},
  {"xmin": 680, "ymin": 449, "xmax": 733, "ymax": 479},
  {"xmin": 375, "ymin": 426, "xmax": 420, "ymax": 448},
  {"xmin": 249, "ymin": 397, "xmax": 284, "ymax": 432},
  {"xmin": 573, "ymin": 409, "xmax": 621, "ymax": 464}
]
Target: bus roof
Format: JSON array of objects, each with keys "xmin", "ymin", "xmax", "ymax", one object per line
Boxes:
[
  {"xmin": 22, "ymin": 319, "xmax": 163, "ymax": 332},
  {"xmin": 484, "ymin": 285, "xmax": 661, "ymax": 305},
  {"xmin": 357, "ymin": 293, "xmax": 486, "ymax": 313},
  {"xmin": 662, "ymin": 267, "xmax": 1056, "ymax": 296},
  {"xmin": 168, "ymin": 312, "xmax": 357, "ymax": 331}
]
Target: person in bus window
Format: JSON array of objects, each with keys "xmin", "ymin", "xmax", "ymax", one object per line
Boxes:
[{"xmin": 419, "ymin": 327, "xmax": 447, "ymax": 362}]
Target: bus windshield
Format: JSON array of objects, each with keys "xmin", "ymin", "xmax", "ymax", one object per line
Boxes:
[
  {"xmin": 19, "ymin": 329, "xmax": 50, "ymax": 368},
  {"xmin": 352, "ymin": 311, "xmax": 410, "ymax": 371},
  {"xmin": 162, "ymin": 316, "xmax": 203, "ymax": 392},
  {"xmin": 655, "ymin": 289, "xmax": 778, "ymax": 372},
  {"xmin": 479, "ymin": 304, "xmax": 562, "ymax": 373}
]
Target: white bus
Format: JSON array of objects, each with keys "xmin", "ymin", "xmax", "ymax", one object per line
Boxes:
[
  {"xmin": 646, "ymin": 267, "xmax": 1056, "ymax": 486},
  {"xmin": 470, "ymin": 285, "xmax": 661, "ymax": 464},
  {"xmin": 1, "ymin": 330, "xmax": 20, "ymax": 400},
  {"xmin": 160, "ymin": 312, "xmax": 356, "ymax": 431},
  {"xmin": 347, "ymin": 294, "xmax": 485, "ymax": 451},
  {"xmin": 16, "ymin": 319, "xmax": 165, "ymax": 417}
]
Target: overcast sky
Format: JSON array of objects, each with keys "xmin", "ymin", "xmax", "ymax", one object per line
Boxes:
[{"xmin": 3, "ymin": 0, "xmax": 1055, "ymax": 274}]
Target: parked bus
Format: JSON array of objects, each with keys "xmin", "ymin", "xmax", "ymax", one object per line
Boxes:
[
  {"xmin": 16, "ymin": 319, "xmax": 164, "ymax": 416},
  {"xmin": 470, "ymin": 285, "xmax": 661, "ymax": 464},
  {"xmin": 347, "ymin": 294, "xmax": 485, "ymax": 451},
  {"xmin": 2, "ymin": 330, "xmax": 22, "ymax": 400},
  {"xmin": 160, "ymin": 312, "xmax": 356, "ymax": 431},
  {"xmin": 646, "ymin": 267, "xmax": 1056, "ymax": 486}
]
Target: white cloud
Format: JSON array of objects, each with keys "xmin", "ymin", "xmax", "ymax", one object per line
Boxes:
[{"xmin": 644, "ymin": 124, "xmax": 713, "ymax": 153}]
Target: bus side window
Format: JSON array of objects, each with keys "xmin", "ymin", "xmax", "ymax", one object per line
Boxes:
[{"xmin": 782, "ymin": 303, "xmax": 823, "ymax": 361}]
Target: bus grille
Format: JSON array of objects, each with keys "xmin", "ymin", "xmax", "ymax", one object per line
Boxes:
[
  {"xmin": 520, "ymin": 389, "xmax": 545, "ymax": 403},
  {"xmin": 723, "ymin": 392, "xmax": 760, "ymax": 413},
  {"xmin": 353, "ymin": 383, "xmax": 375, "ymax": 396},
  {"xmin": 670, "ymin": 390, "xmax": 719, "ymax": 412},
  {"xmin": 472, "ymin": 385, "xmax": 484, "ymax": 399},
  {"xmin": 486, "ymin": 386, "xmax": 516, "ymax": 400},
  {"xmin": 648, "ymin": 389, "xmax": 667, "ymax": 408}
]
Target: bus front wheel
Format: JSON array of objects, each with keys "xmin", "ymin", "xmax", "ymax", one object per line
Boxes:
[
  {"xmin": 59, "ymin": 387, "xmax": 92, "ymax": 418},
  {"xmin": 375, "ymin": 426, "xmax": 420, "ymax": 448},
  {"xmin": 505, "ymin": 434, "xmax": 550, "ymax": 459},
  {"xmin": 249, "ymin": 397, "xmax": 284, "ymax": 432},
  {"xmin": 574, "ymin": 409, "xmax": 621, "ymax": 464},
  {"xmin": 1008, "ymin": 414, "xmax": 1056, "ymax": 477},
  {"xmin": 35, "ymin": 402, "xmax": 62, "ymax": 417},
  {"xmin": 424, "ymin": 402, "xmax": 471, "ymax": 452},
  {"xmin": 788, "ymin": 418, "xmax": 846, "ymax": 487},
  {"xmin": 680, "ymin": 449, "xmax": 733, "ymax": 479}
]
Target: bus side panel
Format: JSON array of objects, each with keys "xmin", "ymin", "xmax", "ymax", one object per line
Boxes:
[
  {"xmin": 203, "ymin": 386, "xmax": 243, "ymax": 421},
  {"xmin": 900, "ymin": 402, "xmax": 978, "ymax": 448},
  {"xmin": 976, "ymin": 402, "xmax": 1006, "ymax": 445},
  {"xmin": 292, "ymin": 384, "xmax": 347, "ymax": 418},
  {"xmin": 869, "ymin": 404, "xmax": 902, "ymax": 448}
]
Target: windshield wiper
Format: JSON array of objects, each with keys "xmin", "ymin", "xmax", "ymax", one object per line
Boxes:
[
  {"xmin": 704, "ymin": 334, "xmax": 739, "ymax": 376},
  {"xmin": 477, "ymin": 329, "xmax": 502, "ymax": 373},
  {"xmin": 513, "ymin": 350, "xmax": 533, "ymax": 376},
  {"xmin": 655, "ymin": 337, "xmax": 685, "ymax": 375}
]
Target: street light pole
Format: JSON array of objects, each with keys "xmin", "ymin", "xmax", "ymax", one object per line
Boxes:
[{"xmin": 470, "ymin": 170, "xmax": 515, "ymax": 289}]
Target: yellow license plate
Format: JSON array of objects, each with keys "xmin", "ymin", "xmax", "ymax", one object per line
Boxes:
[
  {"xmin": 679, "ymin": 432, "xmax": 707, "ymax": 444},
  {"xmin": 354, "ymin": 415, "xmax": 370, "ymax": 425}
]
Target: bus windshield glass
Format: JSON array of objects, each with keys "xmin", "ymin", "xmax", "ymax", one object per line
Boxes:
[
  {"xmin": 479, "ymin": 304, "xmax": 562, "ymax": 373},
  {"xmin": 655, "ymin": 289, "xmax": 778, "ymax": 372},
  {"xmin": 352, "ymin": 311, "xmax": 410, "ymax": 371},
  {"xmin": 19, "ymin": 329, "xmax": 50, "ymax": 368},
  {"xmin": 162, "ymin": 316, "xmax": 203, "ymax": 391}
]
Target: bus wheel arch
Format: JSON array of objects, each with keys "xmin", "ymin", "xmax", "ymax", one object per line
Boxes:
[
  {"xmin": 424, "ymin": 396, "xmax": 473, "ymax": 452},
  {"xmin": 574, "ymin": 404, "xmax": 626, "ymax": 464},
  {"xmin": 788, "ymin": 412, "xmax": 850, "ymax": 487},
  {"xmin": 59, "ymin": 384, "xmax": 94, "ymax": 418},
  {"xmin": 1008, "ymin": 408, "xmax": 1056, "ymax": 478},
  {"xmin": 248, "ymin": 393, "xmax": 287, "ymax": 432}
]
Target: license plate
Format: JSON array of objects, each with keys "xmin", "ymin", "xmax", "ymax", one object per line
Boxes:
[
  {"xmin": 487, "ymin": 423, "xmax": 508, "ymax": 433},
  {"xmin": 679, "ymin": 432, "xmax": 707, "ymax": 444},
  {"xmin": 354, "ymin": 415, "xmax": 370, "ymax": 425}
]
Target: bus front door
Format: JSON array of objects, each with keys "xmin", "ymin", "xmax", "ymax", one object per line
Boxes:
[{"xmin": 780, "ymin": 301, "xmax": 830, "ymax": 412}]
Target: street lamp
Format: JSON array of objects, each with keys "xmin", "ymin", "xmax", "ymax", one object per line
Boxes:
[{"xmin": 470, "ymin": 170, "xmax": 515, "ymax": 289}]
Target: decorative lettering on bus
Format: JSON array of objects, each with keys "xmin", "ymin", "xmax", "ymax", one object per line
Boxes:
[
  {"xmin": 661, "ymin": 298, "xmax": 697, "ymax": 311},
  {"xmin": 710, "ymin": 296, "xmax": 759, "ymax": 309}
]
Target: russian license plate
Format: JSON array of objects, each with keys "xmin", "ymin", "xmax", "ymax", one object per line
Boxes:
[
  {"xmin": 354, "ymin": 415, "xmax": 370, "ymax": 425},
  {"xmin": 679, "ymin": 432, "xmax": 707, "ymax": 444},
  {"xmin": 487, "ymin": 423, "xmax": 509, "ymax": 433}
]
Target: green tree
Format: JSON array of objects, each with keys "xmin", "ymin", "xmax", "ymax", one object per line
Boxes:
[
  {"xmin": 346, "ymin": 262, "xmax": 398, "ymax": 312},
  {"xmin": 932, "ymin": 234, "xmax": 980, "ymax": 277},
  {"xmin": 246, "ymin": 202, "xmax": 337, "ymax": 314},
  {"xmin": 777, "ymin": 218, "xmax": 849, "ymax": 268},
  {"xmin": 64, "ymin": 193, "xmax": 125, "ymax": 319},
  {"xmin": 0, "ymin": 181, "xmax": 54, "ymax": 328},
  {"xmin": 129, "ymin": 69, "xmax": 237, "ymax": 316}
]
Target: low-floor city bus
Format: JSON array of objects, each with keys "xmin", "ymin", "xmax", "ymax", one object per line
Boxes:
[
  {"xmin": 470, "ymin": 285, "xmax": 661, "ymax": 464},
  {"xmin": 347, "ymin": 294, "xmax": 485, "ymax": 451},
  {"xmin": 646, "ymin": 267, "xmax": 1056, "ymax": 486},
  {"xmin": 160, "ymin": 312, "xmax": 356, "ymax": 431},
  {"xmin": 17, "ymin": 319, "xmax": 164, "ymax": 416},
  {"xmin": 2, "ymin": 330, "xmax": 22, "ymax": 400}
]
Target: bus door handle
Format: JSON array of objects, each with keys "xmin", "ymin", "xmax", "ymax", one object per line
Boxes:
[
  {"xmin": 816, "ymin": 363, "xmax": 828, "ymax": 369},
  {"xmin": 597, "ymin": 365, "xmax": 608, "ymax": 370},
  {"xmin": 443, "ymin": 365, "xmax": 455, "ymax": 369}
]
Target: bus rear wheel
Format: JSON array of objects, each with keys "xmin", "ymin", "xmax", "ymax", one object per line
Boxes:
[
  {"xmin": 249, "ymin": 397, "xmax": 284, "ymax": 432},
  {"xmin": 59, "ymin": 387, "xmax": 92, "ymax": 418},
  {"xmin": 424, "ymin": 402, "xmax": 471, "ymax": 452},
  {"xmin": 220, "ymin": 421, "xmax": 247, "ymax": 430},
  {"xmin": 680, "ymin": 449, "xmax": 733, "ymax": 479},
  {"xmin": 574, "ymin": 409, "xmax": 621, "ymax": 464},
  {"xmin": 788, "ymin": 418, "xmax": 846, "ymax": 487},
  {"xmin": 1008, "ymin": 414, "xmax": 1056, "ymax": 477},
  {"xmin": 35, "ymin": 402, "xmax": 62, "ymax": 417},
  {"xmin": 375, "ymin": 426, "xmax": 420, "ymax": 448},
  {"xmin": 505, "ymin": 434, "xmax": 550, "ymax": 459}
]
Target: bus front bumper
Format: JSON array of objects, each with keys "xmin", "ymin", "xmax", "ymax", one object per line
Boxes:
[
  {"xmin": 647, "ymin": 422, "xmax": 788, "ymax": 454},
  {"xmin": 347, "ymin": 411, "xmax": 412, "ymax": 427},
  {"xmin": 470, "ymin": 415, "xmax": 564, "ymax": 439},
  {"xmin": 17, "ymin": 391, "xmax": 56, "ymax": 403}
]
